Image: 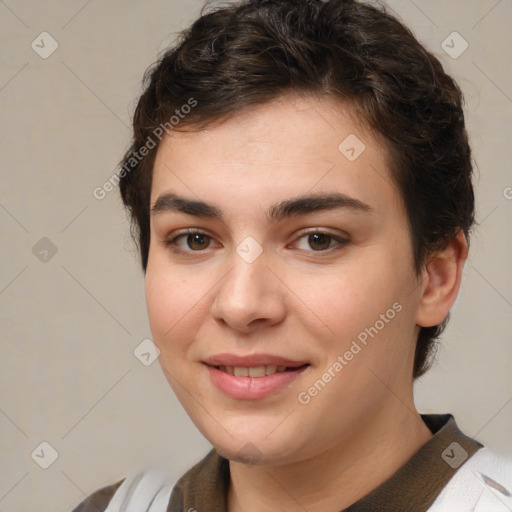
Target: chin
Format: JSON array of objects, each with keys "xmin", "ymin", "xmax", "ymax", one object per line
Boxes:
[{"xmin": 198, "ymin": 419, "xmax": 308, "ymax": 466}]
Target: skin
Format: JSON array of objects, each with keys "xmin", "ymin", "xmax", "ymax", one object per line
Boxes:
[{"xmin": 145, "ymin": 93, "xmax": 468, "ymax": 511}]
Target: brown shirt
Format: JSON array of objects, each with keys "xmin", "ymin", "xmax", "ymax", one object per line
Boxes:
[{"xmin": 72, "ymin": 414, "xmax": 482, "ymax": 512}]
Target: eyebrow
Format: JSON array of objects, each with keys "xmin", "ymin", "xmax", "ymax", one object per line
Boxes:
[
  {"xmin": 151, "ymin": 192, "xmax": 373, "ymax": 221},
  {"xmin": 268, "ymin": 192, "xmax": 373, "ymax": 221},
  {"xmin": 152, "ymin": 193, "xmax": 223, "ymax": 219}
]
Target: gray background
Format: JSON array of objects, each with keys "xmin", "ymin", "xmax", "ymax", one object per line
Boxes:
[{"xmin": 0, "ymin": 1, "xmax": 511, "ymax": 510}]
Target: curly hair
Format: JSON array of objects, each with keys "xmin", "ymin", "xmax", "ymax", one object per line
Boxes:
[{"xmin": 118, "ymin": 0, "xmax": 475, "ymax": 378}]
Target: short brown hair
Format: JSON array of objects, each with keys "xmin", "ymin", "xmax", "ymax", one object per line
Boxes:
[{"xmin": 119, "ymin": 0, "xmax": 475, "ymax": 378}]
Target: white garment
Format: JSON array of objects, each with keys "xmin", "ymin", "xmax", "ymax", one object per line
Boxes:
[
  {"xmin": 429, "ymin": 448, "xmax": 512, "ymax": 511},
  {"xmin": 105, "ymin": 448, "xmax": 512, "ymax": 511},
  {"xmin": 104, "ymin": 469, "xmax": 175, "ymax": 512}
]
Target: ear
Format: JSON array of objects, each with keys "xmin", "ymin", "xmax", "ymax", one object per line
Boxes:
[{"xmin": 415, "ymin": 230, "xmax": 469, "ymax": 328}]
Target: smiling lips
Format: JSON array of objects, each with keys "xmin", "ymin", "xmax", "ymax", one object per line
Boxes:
[
  {"xmin": 218, "ymin": 365, "xmax": 290, "ymax": 377},
  {"xmin": 203, "ymin": 353, "xmax": 310, "ymax": 399},
  {"xmin": 204, "ymin": 353, "xmax": 308, "ymax": 368}
]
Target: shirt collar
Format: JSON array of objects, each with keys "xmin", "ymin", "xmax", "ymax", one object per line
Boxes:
[{"xmin": 170, "ymin": 414, "xmax": 483, "ymax": 512}]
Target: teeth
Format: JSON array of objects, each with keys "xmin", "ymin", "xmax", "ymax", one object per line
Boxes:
[
  {"xmin": 248, "ymin": 366, "xmax": 266, "ymax": 377},
  {"xmin": 234, "ymin": 367, "xmax": 249, "ymax": 377},
  {"xmin": 218, "ymin": 365, "xmax": 291, "ymax": 377},
  {"xmin": 265, "ymin": 365, "xmax": 277, "ymax": 375}
]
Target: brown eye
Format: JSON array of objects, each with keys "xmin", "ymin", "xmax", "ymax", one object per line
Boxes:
[
  {"xmin": 186, "ymin": 233, "xmax": 211, "ymax": 250},
  {"xmin": 293, "ymin": 231, "xmax": 349, "ymax": 253},
  {"xmin": 308, "ymin": 233, "xmax": 332, "ymax": 251},
  {"xmin": 164, "ymin": 230, "xmax": 219, "ymax": 255}
]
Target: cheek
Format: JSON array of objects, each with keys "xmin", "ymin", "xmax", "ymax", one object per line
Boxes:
[
  {"xmin": 145, "ymin": 270, "xmax": 172, "ymax": 337},
  {"xmin": 294, "ymin": 258, "xmax": 405, "ymax": 339},
  {"xmin": 293, "ymin": 254, "xmax": 417, "ymax": 386},
  {"xmin": 145, "ymin": 264, "xmax": 200, "ymax": 352}
]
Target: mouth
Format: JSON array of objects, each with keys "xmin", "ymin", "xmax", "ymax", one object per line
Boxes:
[
  {"xmin": 214, "ymin": 364, "xmax": 309, "ymax": 377},
  {"xmin": 203, "ymin": 356, "xmax": 310, "ymax": 400}
]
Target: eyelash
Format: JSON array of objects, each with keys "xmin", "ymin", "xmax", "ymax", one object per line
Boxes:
[
  {"xmin": 163, "ymin": 229, "xmax": 217, "ymax": 255},
  {"xmin": 163, "ymin": 228, "xmax": 349, "ymax": 256}
]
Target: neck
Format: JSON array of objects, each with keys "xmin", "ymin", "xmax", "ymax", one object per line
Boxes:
[{"xmin": 227, "ymin": 403, "xmax": 433, "ymax": 512}]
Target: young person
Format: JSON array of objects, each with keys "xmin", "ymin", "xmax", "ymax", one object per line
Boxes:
[{"xmin": 73, "ymin": 0, "xmax": 512, "ymax": 510}]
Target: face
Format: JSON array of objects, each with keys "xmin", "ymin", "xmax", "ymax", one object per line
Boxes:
[{"xmin": 145, "ymin": 94, "xmax": 425, "ymax": 465}]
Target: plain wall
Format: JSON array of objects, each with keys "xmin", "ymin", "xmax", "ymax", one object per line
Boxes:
[{"xmin": 0, "ymin": 1, "xmax": 511, "ymax": 510}]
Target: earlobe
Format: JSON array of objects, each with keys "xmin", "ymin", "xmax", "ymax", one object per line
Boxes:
[{"xmin": 415, "ymin": 230, "xmax": 469, "ymax": 328}]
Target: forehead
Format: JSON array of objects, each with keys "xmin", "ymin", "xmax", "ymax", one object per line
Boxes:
[{"xmin": 151, "ymin": 94, "xmax": 399, "ymax": 217}]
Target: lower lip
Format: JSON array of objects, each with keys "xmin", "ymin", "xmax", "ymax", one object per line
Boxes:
[{"xmin": 205, "ymin": 364, "xmax": 309, "ymax": 400}]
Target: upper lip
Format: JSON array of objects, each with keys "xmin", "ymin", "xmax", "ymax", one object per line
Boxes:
[{"xmin": 203, "ymin": 353, "xmax": 309, "ymax": 368}]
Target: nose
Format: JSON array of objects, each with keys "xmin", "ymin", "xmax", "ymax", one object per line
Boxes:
[{"xmin": 210, "ymin": 252, "xmax": 287, "ymax": 333}]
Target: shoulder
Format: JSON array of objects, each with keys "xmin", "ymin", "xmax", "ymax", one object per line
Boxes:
[
  {"xmin": 71, "ymin": 479, "xmax": 124, "ymax": 512},
  {"xmin": 429, "ymin": 448, "xmax": 512, "ymax": 511},
  {"xmin": 71, "ymin": 469, "xmax": 176, "ymax": 512}
]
